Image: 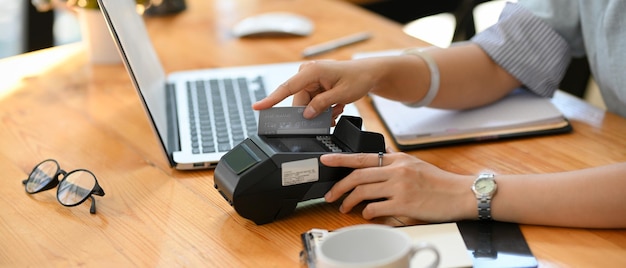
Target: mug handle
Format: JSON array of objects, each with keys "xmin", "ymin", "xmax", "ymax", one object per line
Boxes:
[{"xmin": 410, "ymin": 242, "xmax": 441, "ymax": 268}]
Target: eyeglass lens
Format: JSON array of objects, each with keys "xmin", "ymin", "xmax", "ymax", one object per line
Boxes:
[
  {"xmin": 25, "ymin": 160, "xmax": 59, "ymax": 194},
  {"xmin": 57, "ymin": 170, "xmax": 97, "ymax": 206}
]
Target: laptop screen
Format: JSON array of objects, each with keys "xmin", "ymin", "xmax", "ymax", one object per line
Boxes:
[{"xmin": 98, "ymin": 0, "xmax": 173, "ymax": 160}]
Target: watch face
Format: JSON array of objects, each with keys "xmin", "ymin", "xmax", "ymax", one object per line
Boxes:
[{"xmin": 474, "ymin": 177, "xmax": 496, "ymax": 195}]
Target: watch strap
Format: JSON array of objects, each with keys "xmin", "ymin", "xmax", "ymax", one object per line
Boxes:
[{"xmin": 477, "ymin": 196, "xmax": 493, "ymax": 220}]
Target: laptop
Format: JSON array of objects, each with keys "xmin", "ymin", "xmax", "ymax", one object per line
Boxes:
[{"xmin": 97, "ymin": 0, "xmax": 359, "ymax": 170}]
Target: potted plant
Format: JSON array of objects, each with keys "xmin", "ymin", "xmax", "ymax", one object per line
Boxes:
[
  {"xmin": 67, "ymin": 0, "xmax": 99, "ymax": 9},
  {"xmin": 73, "ymin": 0, "xmax": 123, "ymax": 64},
  {"xmin": 64, "ymin": 0, "xmax": 186, "ymax": 16},
  {"xmin": 31, "ymin": 0, "xmax": 120, "ymax": 64}
]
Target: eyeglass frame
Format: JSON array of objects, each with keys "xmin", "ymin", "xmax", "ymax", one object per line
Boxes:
[{"xmin": 22, "ymin": 159, "xmax": 105, "ymax": 214}]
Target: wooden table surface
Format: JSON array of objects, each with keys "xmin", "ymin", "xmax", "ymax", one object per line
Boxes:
[{"xmin": 1, "ymin": 0, "xmax": 625, "ymax": 267}]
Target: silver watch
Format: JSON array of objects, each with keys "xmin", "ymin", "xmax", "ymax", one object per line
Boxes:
[{"xmin": 471, "ymin": 173, "xmax": 497, "ymax": 220}]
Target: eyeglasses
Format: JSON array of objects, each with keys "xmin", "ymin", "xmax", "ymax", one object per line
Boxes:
[{"xmin": 22, "ymin": 159, "xmax": 105, "ymax": 214}]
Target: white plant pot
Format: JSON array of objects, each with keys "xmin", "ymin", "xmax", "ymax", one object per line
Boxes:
[{"xmin": 78, "ymin": 8, "xmax": 121, "ymax": 64}]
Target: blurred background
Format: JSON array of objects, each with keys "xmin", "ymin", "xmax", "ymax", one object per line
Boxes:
[
  {"xmin": 0, "ymin": 0, "xmax": 603, "ymax": 109},
  {"xmin": 0, "ymin": 0, "xmax": 80, "ymax": 58}
]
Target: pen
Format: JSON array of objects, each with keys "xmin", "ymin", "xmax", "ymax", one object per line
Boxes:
[{"xmin": 302, "ymin": 32, "xmax": 372, "ymax": 58}]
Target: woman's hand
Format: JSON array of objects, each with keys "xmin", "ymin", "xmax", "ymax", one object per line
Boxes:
[
  {"xmin": 321, "ymin": 151, "xmax": 476, "ymax": 222},
  {"xmin": 253, "ymin": 59, "xmax": 383, "ymax": 121}
]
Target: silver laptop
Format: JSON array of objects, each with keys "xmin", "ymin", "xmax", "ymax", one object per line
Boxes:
[{"xmin": 98, "ymin": 0, "xmax": 359, "ymax": 170}]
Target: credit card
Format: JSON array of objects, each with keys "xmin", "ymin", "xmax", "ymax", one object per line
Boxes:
[{"xmin": 258, "ymin": 107, "xmax": 332, "ymax": 135}]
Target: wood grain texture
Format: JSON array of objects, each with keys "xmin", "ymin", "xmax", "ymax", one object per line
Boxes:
[{"xmin": 0, "ymin": 0, "xmax": 625, "ymax": 266}]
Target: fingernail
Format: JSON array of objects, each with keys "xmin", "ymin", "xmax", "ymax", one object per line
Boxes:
[
  {"xmin": 339, "ymin": 204, "xmax": 346, "ymax": 213},
  {"xmin": 303, "ymin": 106, "xmax": 317, "ymax": 118},
  {"xmin": 324, "ymin": 191, "xmax": 332, "ymax": 201}
]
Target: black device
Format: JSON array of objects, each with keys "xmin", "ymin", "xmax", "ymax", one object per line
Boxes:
[{"xmin": 214, "ymin": 116, "xmax": 386, "ymax": 225}]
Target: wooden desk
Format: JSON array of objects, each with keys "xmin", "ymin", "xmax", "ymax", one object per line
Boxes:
[{"xmin": 1, "ymin": 0, "xmax": 625, "ymax": 266}]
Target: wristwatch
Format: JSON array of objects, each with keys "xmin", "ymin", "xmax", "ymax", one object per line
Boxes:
[{"xmin": 471, "ymin": 173, "xmax": 497, "ymax": 220}]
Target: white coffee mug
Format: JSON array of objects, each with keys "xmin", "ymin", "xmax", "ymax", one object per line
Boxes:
[{"xmin": 316, "ymin": 224, "xmax": 440, "ymax": 268}]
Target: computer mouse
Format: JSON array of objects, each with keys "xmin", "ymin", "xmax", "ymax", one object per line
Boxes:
[{"xmin": 232, "ymin": 12, "xmax": 314, "ymax": 37}]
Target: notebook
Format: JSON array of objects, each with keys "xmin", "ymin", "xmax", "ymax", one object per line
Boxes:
[
  {"xmin": 353, "ymin": 50, "xmax": 572, "ymax": 150},
  {"xmin": 97, "ymin": 0, "xmax": 359, "ymax": 170},
  {"xmin": 371, "ymin": 90, "xmax": 572, "ymax": 150}
]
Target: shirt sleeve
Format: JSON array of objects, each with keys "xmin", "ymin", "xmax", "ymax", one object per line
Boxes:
[{"xmin": 470, "ymin": 2, "xmax": 571, "ymax": 97}]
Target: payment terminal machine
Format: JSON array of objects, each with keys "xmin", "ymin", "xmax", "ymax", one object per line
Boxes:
[{"xmin": 214, "ymin": 116, "xmax": 385, "ymax": 225}]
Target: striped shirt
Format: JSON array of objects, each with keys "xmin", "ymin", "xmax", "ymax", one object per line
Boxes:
[{"xmin": 471, "ymin": 0, "xmax": 626, "ymax": 118}]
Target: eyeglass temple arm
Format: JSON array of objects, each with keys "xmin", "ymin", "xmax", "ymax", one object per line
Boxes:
[
  {"xmin": 89, "ymin": 196, "xmax": 97, "ymax": 214},
  {"xmin": 88, "ymin": 184, "xmax": 105, "ymax": 214}
]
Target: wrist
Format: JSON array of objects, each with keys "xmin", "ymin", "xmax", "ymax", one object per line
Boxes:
[
  {"xmin": 461, "ymin": 175, "xmax": 480, "ymax": 219},
  {"xmin": 450, "ymin": 175, "xmax": 482, "ymax": 220}
]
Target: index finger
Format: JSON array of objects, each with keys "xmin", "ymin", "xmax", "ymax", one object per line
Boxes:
[
  {"xmin": 252, "ymin": 61, "xmax": 319, "ymax": 110},
  {"xmin": 251, "ymin": 81, "xmax": 298, "ymax": 110},
  {"xmin": 321, "ymin": 151, "xmax": 391, "ymax": 169}
]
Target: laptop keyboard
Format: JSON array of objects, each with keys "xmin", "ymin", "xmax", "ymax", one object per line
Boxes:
[{"xmin": 186, "ymin": 76, "xmax": 266, "ymax": 154}]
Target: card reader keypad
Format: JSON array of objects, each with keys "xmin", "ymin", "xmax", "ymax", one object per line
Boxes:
[{"xmin": 316, "ymin": 136, "xmax": 343, "ymax": 152}]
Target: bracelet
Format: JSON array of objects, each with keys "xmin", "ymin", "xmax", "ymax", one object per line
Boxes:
[{"xmin": 402, "ymin": 47, "xmax": 440, "ymax": 107}]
